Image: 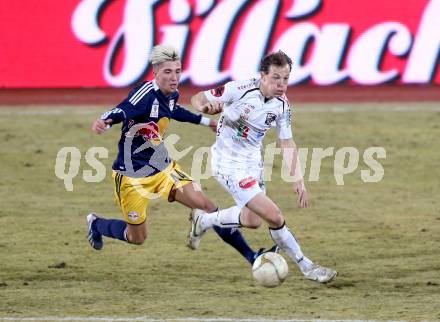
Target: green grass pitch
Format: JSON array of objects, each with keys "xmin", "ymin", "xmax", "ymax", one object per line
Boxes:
[{"xmin": 0, "ymin": 103, "xmax": 439, "ymax": 320}]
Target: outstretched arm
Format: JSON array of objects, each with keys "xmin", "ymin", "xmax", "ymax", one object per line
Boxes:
[
  {"xmin": 91, "ymin": 107, "xmax": 127, "ymax": 134},
  {"xmin": 171, "ymin": 104, "xmax": 217, "ymax": 132},
  {"xmin": 279, "ymin": 138, "xmax": 309, "ymax": 208},
  {"xmin": 191, "ymin": 91, "xmax": 223, "ymax": 115},
  {"xmin": 91, "ymin": 100, "xmax": 145, "ymax": 134}
]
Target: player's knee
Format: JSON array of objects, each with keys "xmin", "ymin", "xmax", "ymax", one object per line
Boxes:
[
  {"xmin": 203, "ymin": 201, "xmax": 217, "ymax": 213},
  {"xmin": 239, "ymin": 209, "xmax": 263, "ymax": 229},
  {"xmin": 266, "ymin": 209, "xmax": 284, "ymax": 228},
  {"xmin": 198, "ymin": 196, "xmax": 217, "ymax": 213},
  {"xmin": 129, "ymin": 236, "xmax": 147, "ymax": 245},
  {"xmin": 127, "ymin": 232, "xmax": 148, "ymax": 245},
  {"xmin": 246, "ymin": 216, "xmax": 263, "ymax": 229}
]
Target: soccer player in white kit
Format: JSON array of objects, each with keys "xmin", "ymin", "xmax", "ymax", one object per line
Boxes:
[{"xmin": 188, "ymin": 51, "xmax": 337, "ymax": 283}]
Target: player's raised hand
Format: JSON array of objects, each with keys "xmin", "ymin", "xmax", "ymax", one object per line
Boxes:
[
  {"xmin": 202, "ymin": 101, "xmax": 223, "ymax": 115},
  {"xmin": 294, "ymin": 180, "xmax": 309, "ymax": 208},
  {"xmin": 92, "ymin": 119, "xmax": 112, "ymax": 134}
]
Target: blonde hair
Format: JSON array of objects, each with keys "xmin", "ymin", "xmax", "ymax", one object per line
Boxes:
[{"xmin": 150, "ymin": 45, "xmax": 180, "ymax": 67}]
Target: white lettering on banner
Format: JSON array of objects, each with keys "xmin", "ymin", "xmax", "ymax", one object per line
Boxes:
[
  {"xmin": 169, "ymin": 0, "xmax": 191, "ymax": 23},
  {"xmin": 161, "ymin": 0, "xmax": 192, "ymax": 83},
  {"xmin": 189, "ymin": 0, "xmax": 247, "ymax": 85},
  {"xmin": 194, "ymin": 0, "xmax": 216, "ymax": 16},
  {"xmin": 71, "ymin": 0, "xmax": 440, "ymax": 87},
  {"xmin": 103, "ymin": 0, "xmax": 159, "ymax": 87},
  {"xmin": 71, "ymin": 0, "xmax": 107, "ymax": 44},
  {"xmin": 404, "ymin": 0, "xmax": 440, "ymax": 83},
  {"xmin": 348, "ymin": 22, "xmax": 412, "ymax": 85},
  {"xmin": 285, "ymin": 0, "xmax": 322, "ymax": 19},
  {"xmin": 309, "ymin": 25, "xmax": 351, "ymax": 85},
  {"xmin": 273, "ymin": 23, "xmax": 318, "ymax": 84},
  {"xmin": 161, "ymin": 25, "xmax": 190, "ymax": 83},
  {"xmin": 72, "ymin": 0, "xmax": 154, "ymax": 85},
  {"xmin": 230, "ymin": 0, "xmax": 280, "ymax": 80},
  {"xmin": 273, "ymin": 23, "xmax": 351, "ymax": 85}
]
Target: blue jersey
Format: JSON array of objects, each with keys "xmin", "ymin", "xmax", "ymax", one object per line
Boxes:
[{"xmin": 100, "ymin": 80, "xmax": 202, "ymax": 178}]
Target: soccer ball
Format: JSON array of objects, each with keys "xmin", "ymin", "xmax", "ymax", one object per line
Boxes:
[{"xmin": 252, "ymin": 252, "xmax": 288, "ymax": 287}]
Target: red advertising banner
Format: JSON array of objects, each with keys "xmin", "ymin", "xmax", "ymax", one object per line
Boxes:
[{"xmin": 0, "ymin": 0, "xmax": 439, "ymax": 88}]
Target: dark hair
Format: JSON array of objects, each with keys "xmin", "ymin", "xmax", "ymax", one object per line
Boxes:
[{"xmin": 259, "ymin": 50, "xmax": 293, "ymax": 74}]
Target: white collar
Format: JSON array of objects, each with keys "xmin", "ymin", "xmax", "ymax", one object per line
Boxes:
[{"xmin": 152, "ymin": 79, "xmax": 160, "ymax": 91}]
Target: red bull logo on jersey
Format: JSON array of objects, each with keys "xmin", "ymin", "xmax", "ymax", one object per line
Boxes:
[
  {"xmin": 138, "ymin": 122, "xmax": 160, "ymax": 141},
  {"xmin": 126, "ymin": 121, "xmax": 163, "ymax": 145}
]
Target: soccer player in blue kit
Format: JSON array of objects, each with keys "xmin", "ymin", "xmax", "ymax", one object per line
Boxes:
[{"xmin": 87, "ymin": 45, "xmax": 276, "ymax": 264}]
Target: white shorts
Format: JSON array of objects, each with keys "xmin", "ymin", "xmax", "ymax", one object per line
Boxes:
[{"xmin": 213, "ymin": 170, "xmax": 266, "ymax": 207}]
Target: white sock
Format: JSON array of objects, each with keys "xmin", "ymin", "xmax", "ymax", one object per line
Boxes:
[
  {"xmin": 200, "ymin": 206, "xmax": 241, "ymax": 230},
  {"xmin": 269, "ymin": 224, "xmax": 313, "ymax": 272}
]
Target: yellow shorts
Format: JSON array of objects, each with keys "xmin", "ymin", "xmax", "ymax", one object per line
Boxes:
[{"xmin": 112, "ymin": 161, "xmax": 193, "ymax": 225}]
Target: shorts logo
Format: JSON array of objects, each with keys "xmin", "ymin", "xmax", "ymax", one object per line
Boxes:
[
  {"xmin": 128, "ymin": 211, "xmax": 139, "ymax": 222},
  {"xmin": 211, "ymin": 85, "xmax": 225, "ymax": 97},
  {"xmin": 265, "ymin": 113, "xmax": 277, "ymax": 125},
  {"xmin": 239, "ymin": 176, "xmax": 257, "ymax": 189}
]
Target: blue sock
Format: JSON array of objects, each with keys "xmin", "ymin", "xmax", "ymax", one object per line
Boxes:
[
  {"xmin": 94, "ymin": 218, "xmax": 127, "ymax": 242},
  {"xmin": 213, "ymin": 226, "xmax": 255, "ymax": 264}
]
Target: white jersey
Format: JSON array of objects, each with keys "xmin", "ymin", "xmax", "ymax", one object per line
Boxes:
[{"xmin": 204, "ymin": 78, "xmax": 293, "ymax": 174}]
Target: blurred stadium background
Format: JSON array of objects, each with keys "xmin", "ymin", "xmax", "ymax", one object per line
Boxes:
[{"xmin": 1, "ymin": 0, "xmax": 439, "ymax": 321}]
